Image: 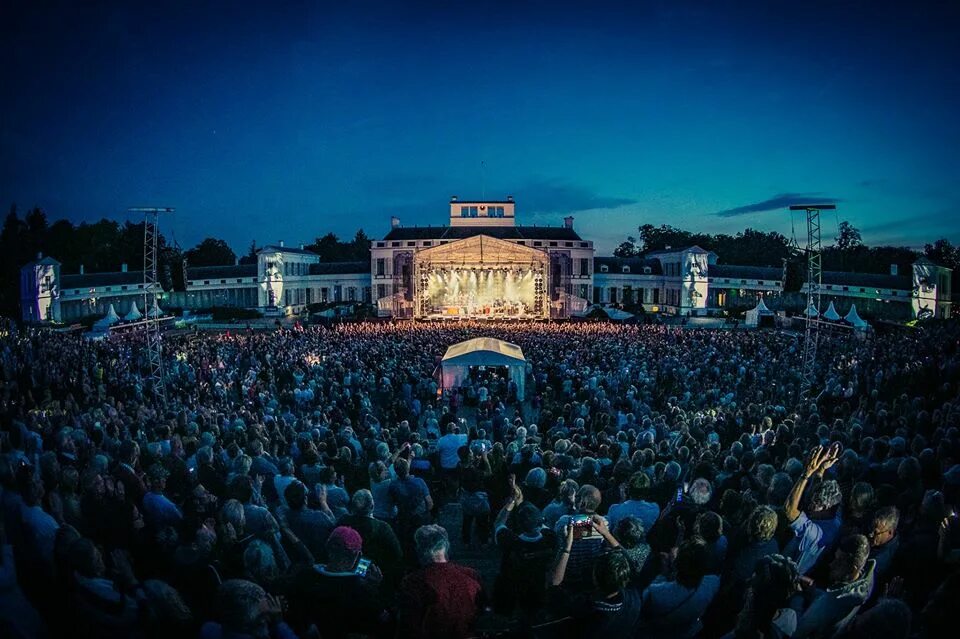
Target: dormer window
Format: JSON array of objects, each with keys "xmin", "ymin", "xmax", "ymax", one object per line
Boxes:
[
  {"xmin": 600, "ymin": 265, "xmax": 609, "ymax": 273},
  {"xmin": 643, "ymin": 267, "xmax": 652, "ymax": 275},
  {"xmin": 622, "ymin": 266, "xmax": 631, "ymax": 273}
]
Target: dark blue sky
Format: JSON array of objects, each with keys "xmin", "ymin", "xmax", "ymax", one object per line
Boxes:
[{"xmin": 2, "ymin": 1, "xmax": 959, "ymax": 255}]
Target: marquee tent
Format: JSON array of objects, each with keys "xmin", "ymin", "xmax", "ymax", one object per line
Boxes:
[
  {"xmin": 844, "ymin": 304, "xmax": 868, "ymax": 330},
  {"xmin": 124, "ymin": 301, "xmax": 142, "ymax": 322},
  {"xmin": 92, "ymin": 304, "xmax": 121, "ymax": 332},
  {"xmin": 744, "ymin": 297, "xmax": 774, "ymax": 327},
  {"xmin": 823, "ymin": 301, "xmax": 842, "ymax": 322},
  {"xmin": 146, "ymin": 304, "xmax": 164, "ymax": 318},
  {"xmin": 440, "ymin": 337, "xmax": 527, "ymax": 401},
  {"xmin": 805, "ymin": 303, "xmax": 820, "ymax": 318}
]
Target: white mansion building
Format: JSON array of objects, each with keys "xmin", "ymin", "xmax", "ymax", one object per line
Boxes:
[{"xmin": 21, "ymin": 196, "xmax": 952, "ymax": 323}]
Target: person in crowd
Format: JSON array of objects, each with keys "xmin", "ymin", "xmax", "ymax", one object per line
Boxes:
[
  {"xmin": 607, "ymin": 471, "xmax": 660, "ymax": 533},
  {"xmin": 794, "ymin": 534, "xmax": 876, "ymax": 638},
  {"xmin": 397, "ymin": 524, "xmax": 483, "ymax": 639},
  {"xmin": 866, "ymin": 505, "xmax": 900, "ymax": 582},
  {"xmin": 784, "ymin": 444, "xmax": 844, "ymax": 574},
  {"xmin": 640, "ymin": 537, "xmax": 721, "ymax": 638},
  {"xmin": 492, "ymin": 477, "xmax": 556, "ymax": 615},
  {"xmin": 337, "ymin": 488, "xmax": 403, "ymax": 591},
  {"xmin": 543, "ymin": 478, "xmax": 578, "ymax": 528},
  {"xmin": 729, "ymin": 554, "xmax": 801, "ymax": 639},
  {"xmin": 549, "ymin": 547, "xmax": 643, "ymax": 637},
  {"xmin": 553, "ymin": 484, "xmax": 610, "ymax": 589},
  {"xmin": 288, "ymin": 525, "xmax": 390, "ymax": 638},
  {"xmin": 200, "ymin": 579, "xmax": 294, "ymax": 639},
  {"xmin": 276, "ymin": 480, "xmax": 334, "ymax": 561}
]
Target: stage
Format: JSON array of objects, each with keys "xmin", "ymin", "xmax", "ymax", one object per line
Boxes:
[{"xmin": 413, "ymin": 235, "xmax": 550, "ymax": 320}]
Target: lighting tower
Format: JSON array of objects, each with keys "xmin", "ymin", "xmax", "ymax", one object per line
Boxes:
[
  {"xmin": 789, "ymin": 203, "xmax": 835, "ymax": 402},
  {"xmin": 129, "ymin": 207, "xmax": 174, "ymax": 406}
]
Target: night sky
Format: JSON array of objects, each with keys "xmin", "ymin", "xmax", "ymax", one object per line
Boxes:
[{"xmin": 2, "ymin": 1, "xmax": 959, "ymax": 255}]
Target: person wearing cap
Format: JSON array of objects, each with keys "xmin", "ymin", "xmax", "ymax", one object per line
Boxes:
[
  {"xmin": 141, "ymin": 463, "xmax": 183, "ymax": 530},
  {"xmin": 288, "ymin": 525, "xmax": 390, "ymax": 638}
]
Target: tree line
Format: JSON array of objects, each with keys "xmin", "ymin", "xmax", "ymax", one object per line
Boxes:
[
  {"xmin": 0, "ymin": 205, "xmax": 371, "ymax": 318},
  {"xmin": 613, "ymin": 222, "xmax": 958, "ymax": 292}
]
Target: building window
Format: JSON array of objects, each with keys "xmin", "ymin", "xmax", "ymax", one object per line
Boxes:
[
  {"xmin": 377, "ymin": 284, "xmax": 387, "ymax": 299},
  {"xmin": 407, "ymin": 241, "xmax": 415, "ymax": 247},
  {"xmin": 623, "ymin": 266, "xmax": 631, "ymax": 273},
  {"xmin": 376, "ymin": 258, "xmax": 385, "ymax": 276},
  {"xmin": 580, "ymin": 242, "xmax": 589, "ymax": 248},
  {"xmin": 237, "ymin": 279, "xmax": 243, "ymax": 283},
  {"xmin": 859, "ymin": 288, "xmax": 865, "ymax": 293},
  {"xmin": 534, "ymin": 241, "xmax": 542, "ymax": 247},
  {"xmin": 565, "ymin": 242, "xmax": 573, "ymax": 247},
  {"xmin": 549, "ymin": 242, "xmax": 557, "ymax": 247},
  {"xmin": 203, "ymin": 281, "xmax": 210, "ymax": 285},
  {"xmin": 517, "ymin": 241, "xmax": 525, "ymax": 245},
  {"xmin": 757, "ymin": 280, "xmax": 764, "ymax": 286},
  {"xmin": 121, "ymin": 286, "xmax": 128, "ymax": 291},
  {"xmin": 643, "ymin": 267, "xmax": 652, "ymax": 275},
  {"xmin": 460, "ymin": 205, "xmax": 479, "ymax": 217},
  {"xmin": 391, "ymin": 241, "xmax": 400, "ymax": 247},
  {"xmin": 489, "ymin": 206, "xmax": 505, "ymax": 217},
  {"xmin": 600, "ymin": 264, "xmax": 608, "ymax": 273},
  {"xmin": 321, "ymin": 288, "xmax": 329, "ymax": 302},
  {"xmin": 221, "ymin": 279, "xmax": 227, "ymax": 284},
  {"xmin": 740, "ymin": 280, "xmax": 747, "ymax": 285},
  {"xmin": 423, "ymin": 241, "xmax": 432, "ymax": 246},
  {"xmin": 580, "ymin": 258, "xmax": 589, "ymax": 276},
  {"xmin": 347, "ymin": 287, "xmax": 356, "ymax": 301},
  {"xmin": 376, "ymin": 242, "xmax": 385, "ymax": 247}
]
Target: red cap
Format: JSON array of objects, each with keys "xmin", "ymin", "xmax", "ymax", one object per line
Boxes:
[{"xmin": 327, "ymin": 526, "xmax": 363, "ymax": 554}]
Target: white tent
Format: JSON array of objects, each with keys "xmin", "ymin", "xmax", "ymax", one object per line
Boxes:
[
  {"xmin": 805, "ymin": 303, "xmax": 820, "ymax": 318},
  {"xmin": 102, "ymin": 304, "xmax": 120, "ymax": 325},
  {"xmin": 123, "ymin": 301, "xmax": 142, "ymax": 322},
  {"xmin": 92, "ymin": 304, "xmax": 121, "ymax": 332},
  {"xmin": 440, "ymin": 337, "xmax": 527, "ymax": 401},
  {"xmin": 146, "ymin": 303, "xmax": 164, "ymax": 318},
  {"xmin": 604, "ymin": 307, "xmax": 635, "ymax": 321},
  {"xmin": 844, "ymin": 304, "xmax": 868, "ymax": 330},
  {"xmin": 744, "ymin": 297, "xmax": 774, "ymax": 327},
  {"xmin": 823, "ymin": 301, "xmax": 841, "ymax": 321}
]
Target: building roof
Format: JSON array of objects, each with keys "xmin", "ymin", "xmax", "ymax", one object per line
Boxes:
[
  {"xmin": 186, "ymin": 264, "xmax": 257, "ymax": 280},
  {"xmin": 61, "ymin": 271, "xmax": 145, "ymax": 289},
  {"xmin": 308, "ymin": 261, "xmax": 371, "ymax": 275},
  {"xmin": 257, "ymin": 244, "xmax": 318, "ymax": 256},
  {"xmin": 821, "ymin": 270, "xmax": 911, "ymax": 291},
  {"xmin": 594, "ymin": 256, "xmax": 663, "ymax": 275},
  {"xmin": 645, "ymin": 245, "xmax": 714, "ymax": 257},
  {"xmin": 709, "ymin": 264, "xmax": 783, "ymax": 281},
  {"xmin": 23, "ymin": 256, "xmax": 60, "ymax": 267},
  {"xmin": 383, "ymin": 225, "xmax": 583, "ymax": 242}
]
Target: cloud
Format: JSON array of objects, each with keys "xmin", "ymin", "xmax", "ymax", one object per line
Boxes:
[
  {"xmin": 515, "ymin": 178, "xmax": 637, "ymax": 214},
  {"xmin": 714, "ymin": 192, "xmax": 842, "ymax": 218}
]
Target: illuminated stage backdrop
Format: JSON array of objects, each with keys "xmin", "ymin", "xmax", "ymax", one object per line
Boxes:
[{"xmin": 413, "ymin": 235, "xmax": 549, "ymax": 319}]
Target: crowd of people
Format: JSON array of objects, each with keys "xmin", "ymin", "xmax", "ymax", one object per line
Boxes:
[{"xmin": 1, "ymin": 317, "xmax": 959, "ymax": 638}]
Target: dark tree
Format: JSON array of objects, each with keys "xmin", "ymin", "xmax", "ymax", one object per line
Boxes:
[
  {"xmin": 184, "ymin": 238, "xmax": 237, "ymax": 266},
  {"xmin": 834, "ymin": 221, "xmax": 863, "ymax": 251},
  {"xmin": 613, "ymin": 236, "xmax": 639, "ymax": 258}
]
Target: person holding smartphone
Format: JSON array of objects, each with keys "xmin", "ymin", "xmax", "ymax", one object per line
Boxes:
[{"xmin": 288, "ymin": 526, "xmax": 390, "ymax": 637}]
